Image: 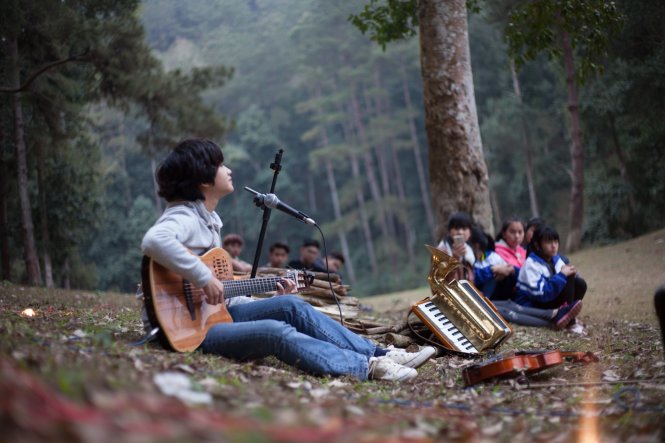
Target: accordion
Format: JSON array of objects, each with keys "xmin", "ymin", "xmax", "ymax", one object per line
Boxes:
[{"xmin": 411, "ymin": 245, "xmax": 512, "ymax": 355}]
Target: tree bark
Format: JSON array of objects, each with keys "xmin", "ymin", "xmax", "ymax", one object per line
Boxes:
[
  {"xmin": 9, "ymin": 37, "xmax": 42, "ymax": 285},
  {"xmin": 510, "ymin": 60, "xmax": 540, "ymax": 218},
  {"xmin": 560, "ymin": 30, "xmax": 584, "ymax": 252},
  {"xmin": 417, "ymin": 0, "xmax": 493, "ymax": 239},
  {"xmin": 37, "ymin": 148, "xmax": 54, "ymax": 288},
  {"xmin": 399, "ymin": 57, "xmax": 436, "ymax": 239},
  {"xmin": 0, "ymin": 120, "xmax": 10, "ymax": 280}
]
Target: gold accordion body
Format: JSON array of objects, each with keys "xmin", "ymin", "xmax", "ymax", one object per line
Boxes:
[{"xmin": 411, "ymin": 245, "xmax": 512, "ymax": 354}]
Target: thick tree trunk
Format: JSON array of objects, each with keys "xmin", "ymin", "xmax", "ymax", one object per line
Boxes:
[
  {"xmin": 399, "ymin": 58, "xmax": 436, "ymax": 239},
  {"xmin": 560, "ymin": 31, "xmax": 584, "ymax": 252},
  {"xmin": 9, "ymin": 37, "xmax": 42, "ymax": 285},
  {"xmin": 417, "ymin": 0, "xmax": 493, "ymax": 239},
  {"xmin": 510, "ymin": 60, "xmax": 539, "ymax": 218}
]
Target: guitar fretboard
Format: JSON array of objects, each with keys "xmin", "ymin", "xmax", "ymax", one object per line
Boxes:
[{"xmin": 222, "ymin": 276, "xmax": 288, "ymax": 299}]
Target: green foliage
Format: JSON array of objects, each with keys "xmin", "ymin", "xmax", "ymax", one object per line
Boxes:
[
  {"xmin": 348, "ymin": 0, "xmax": 418, "ymax": 49},
  {"xmin": 504, "ymin": 0, "xmax": 624, "ymax": 82}
]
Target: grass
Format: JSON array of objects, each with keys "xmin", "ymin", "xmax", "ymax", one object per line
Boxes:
[{"xmin": 1, "ymin": 229, "xmax": 664, "ymax": 442}]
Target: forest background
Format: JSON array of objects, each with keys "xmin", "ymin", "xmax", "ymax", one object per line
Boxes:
[{"xmin": 1, "ymin": 0, "xmax": 664, "ymax": 296}]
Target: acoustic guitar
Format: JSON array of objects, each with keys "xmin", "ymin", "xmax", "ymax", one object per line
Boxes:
[{"xmin": 141, "ymin": 247, "xmax": 312, "ymax": 352}]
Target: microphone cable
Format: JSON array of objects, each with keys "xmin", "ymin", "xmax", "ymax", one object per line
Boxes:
[{"xmin": 313, "ymin": 223, "xmax": 345, "ymax": 327}]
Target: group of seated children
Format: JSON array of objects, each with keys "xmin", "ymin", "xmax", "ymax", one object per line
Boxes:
[
  {"xmin": 438, "ymin": 212, "xmax": 587, "ymax": 334},
  {"xmin": 222, "ymin": 235, "xmax": 345, "ymax": 276}
]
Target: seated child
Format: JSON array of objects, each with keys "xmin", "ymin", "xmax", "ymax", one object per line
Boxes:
[
  {"xmin": 494, "ymin": 217, "xmax": 527, "ymax": 269},
  {"xmin": 469, "ymin": 226, "xmax": 514, "ymax": 300},
  {"xmin": 523, "ymin": 217, "xmax": 545, "ymax": 248},
  {"xmin": 436, "ymin": 212, "xmax": 476, "ymax": 282},
  {"xmin": 470, "ymin": 226, "xmax": 581, "ymax": 329},
  {"xmin": 516, "ymin": 225, "xmax": 587, "ymax": 333}
]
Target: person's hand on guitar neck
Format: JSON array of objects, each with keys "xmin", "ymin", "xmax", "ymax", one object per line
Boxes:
[
  {"xmin": 202, "ymin": 278, "xmax": 226, "ymax": 305},
  {"xmin": 276, "ymin": 278, "xmax": 297, "ymax": 294}
]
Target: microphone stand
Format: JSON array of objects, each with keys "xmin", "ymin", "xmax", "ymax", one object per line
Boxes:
[{"xmin": 250, "ymin": 149, "xmax": 283, "ymax": 278}]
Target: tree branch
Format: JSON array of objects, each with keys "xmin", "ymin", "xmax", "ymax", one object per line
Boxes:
[{"xmin": 0, "ymin": 50, "xmax": 89, "ymax": 94}]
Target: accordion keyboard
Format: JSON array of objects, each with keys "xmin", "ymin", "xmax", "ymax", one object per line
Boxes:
[{"xmin": 414, "ymin": 300, "xmax": 478, "ymax": 354}]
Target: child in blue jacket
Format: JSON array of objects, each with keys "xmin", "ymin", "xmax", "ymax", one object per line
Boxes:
[
  {"xmin": 471, "ymin": 226, "xmax": 580, "ymax": 329},
  {"xmin": 516, "ymin": 225, "xmax": 586, "ymax": 332}
]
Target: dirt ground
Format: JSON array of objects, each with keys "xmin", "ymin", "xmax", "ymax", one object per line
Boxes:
[{"xmin": 1, "ymin": 228, "xmax": 664, "ymax": 442}]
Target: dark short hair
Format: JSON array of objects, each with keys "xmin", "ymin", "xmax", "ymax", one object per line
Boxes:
[
  {"xmin": 525, "ymin": 217, "xmax": 546, "ymax": 232},
  {"xmin": 223, "ymin": 233, "xmax": 244, "ymax": 246},
  {"xmin": 447, "ymin": 212, "xmax": 474, "ymax": 230},
  {"xmin": 328, "ymin": 251, "xmax": 345, "ymax": 264},
  {"xmin": 269, "ymin": 241, "xmax": 290, "ymax": 254},
  {"xmin": 470, "ymin": 225, "xmax": 493, "ymax": 252},
  {"xmin": 302, "ymin": 239, "xmax": 320, "ymax": 249},
  {"xmin": 156, "ymin": 139, "xmax": 224, "ymax": 202},
  {"xmin": 528, "ymin": 225, "xmax": 560, "ymax": 255}
]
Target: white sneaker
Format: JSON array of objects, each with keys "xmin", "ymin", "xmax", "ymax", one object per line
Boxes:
[
  {"xmin": 385, "ymin": 345, "xmax": 437, "ymax": 369},
  {"xmin": 368, "ymin": 356, "xmax": 417, "ymax": 381},
  {"xmin": 566, "ymin": 322, "xmax": 587, "ymax": 335}
]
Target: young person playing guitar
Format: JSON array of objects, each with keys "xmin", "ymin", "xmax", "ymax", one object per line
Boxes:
[{"xmin": 141, "ymin": 139, "xmax": 435, "ymax": 381}]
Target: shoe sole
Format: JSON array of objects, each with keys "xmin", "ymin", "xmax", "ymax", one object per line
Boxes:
[
  {"xmin": 554, "ymin": 301, "xmax": 583, "ymax": 330},
  {"xmin": 393, "ymin": 348, "xmax": 437, "ymax": 369}
]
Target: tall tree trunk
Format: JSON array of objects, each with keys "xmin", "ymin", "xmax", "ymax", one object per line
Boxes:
[
  {"xmin": 399, "ymin": 58, "xmax": 436, "ymax": 239},
  {"xmin": 510, "ymin": 60, "xmax": 539, "ymax": 218},
  {"xmin": 339, "ymin": 105, "xmax": 378, "ymax": 276},
  {"xmin": 349, "ymin": 89, "xmax": 394, "ymax": 261},
  {"xmin": 37, "ymin": 147, "xmax": 54, "ymax": 288},
  {"xmin": 61, "ymin": 257, "xmax": 70, "ymax": 290},
  {"xmin": 348, "ymin": 150, "xmax": 379, "ymax": 276},
  {"xmin": 608, "ymin": 113, "xmax": 636, "ymax": 214},
  {"xmin": 147, "ymin": 132, "xmax": 162, "ymax": 215},
  {"xmin": 9, "ymin": 37, "xmax": 42, "ymax": 285},
  {"xmin": 324, "ymin": 158, "xmax": 357, "ymax": 285},
  {"xmin": 490, "ymin": 188, "xmax": 502, "ymax": 233},
  {"xmin": 373, "ymin": 70, "xmax": 416, "ymax": 265},
  {"xmin": 0, "ymin": 120, "xmax": 10, "ymax": 280},
  {"xmin": 389, "ymin": 144, "xmax": 417, "ymax": 269},
  {"xmin": 307, "ymin": 171, "xmax": 317, "ymax": 214},
  {"xmin": 560, "ymin": 30, "xmax": 584, "ymax": 252},
  {"xmin": 313, "ymin": 87, "xmax": 357, "ymax": 284},
  {"xmin": 418, "ymin": 0, "xmax": 493, "ymax": 239}
]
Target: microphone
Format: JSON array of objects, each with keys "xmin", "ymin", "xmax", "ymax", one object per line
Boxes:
[{"xmin": 244, "ymin": 187, "xmax": 317, "ymax": 226}]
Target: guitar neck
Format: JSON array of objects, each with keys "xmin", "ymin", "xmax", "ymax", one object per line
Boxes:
[{"xmin": 221, "ymin": 276, "xmax": 286, "ymax": 299}]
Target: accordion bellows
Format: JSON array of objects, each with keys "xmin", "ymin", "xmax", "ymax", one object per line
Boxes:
[{"xmin": 411, "ymin": 245, "xmax": 512, "ymax": 354}]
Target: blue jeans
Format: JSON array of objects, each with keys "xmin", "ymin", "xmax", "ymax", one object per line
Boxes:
[{"xmin": 200, "ymin": 295, "xmax": 376, "ymax": 380}]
